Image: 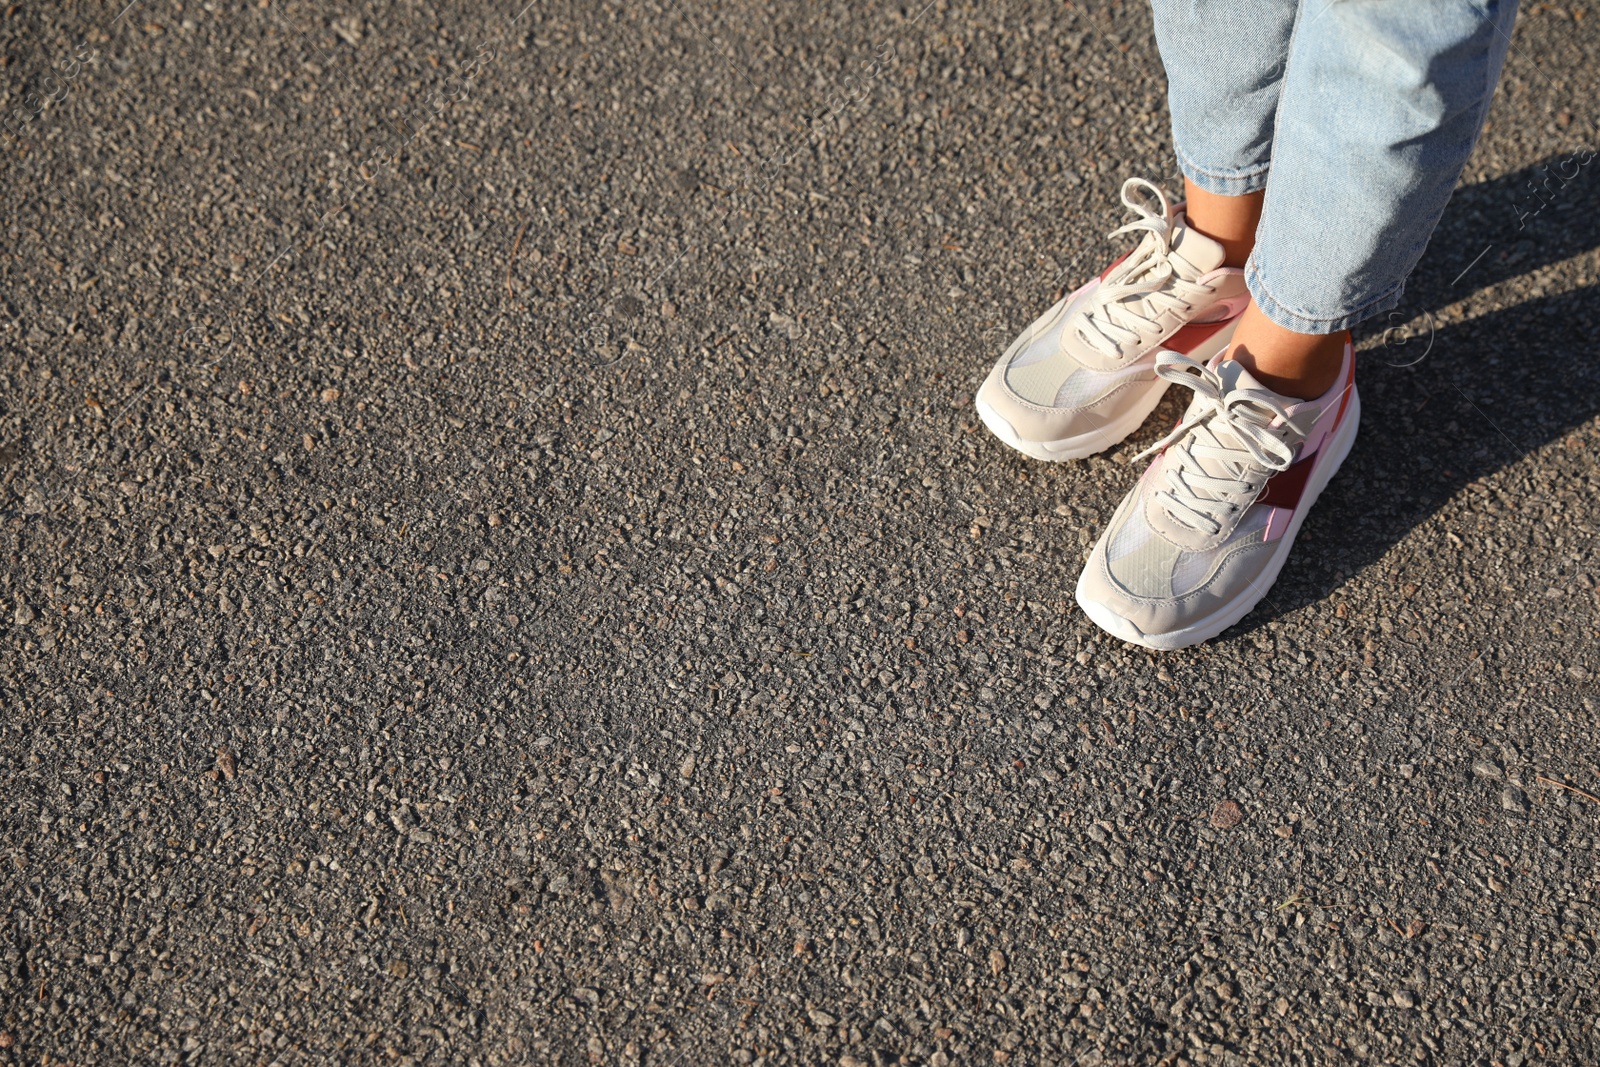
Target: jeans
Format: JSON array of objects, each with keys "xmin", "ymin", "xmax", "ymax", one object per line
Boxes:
[{"xmin": 1150, "ymin": 0, "xmax": 1519, "ymax": 334}]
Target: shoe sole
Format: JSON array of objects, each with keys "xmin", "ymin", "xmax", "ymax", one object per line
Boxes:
[
  {"xmin": 1074, "ymin": 386, "xmax": 1362, "ymax": 650},
  {"xmin": 976, "ymin": 319, "xmax": 1240, "ymax": 462}
]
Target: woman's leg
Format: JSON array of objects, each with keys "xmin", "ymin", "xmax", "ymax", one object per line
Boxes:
[
  {"xmin": 1182, "ymin": 179, "xmax": 1263, "ymax": 269},
  {"xmin": 1150, "ymin": 0, "xmax": 1309, "ymax": 392},
  {"xmin": 1076, "ymin": 0, "xmax": 1523, "ymax": 648},
  {"xmin": 1150, "ymin": 0, "xmax": 1299, "ymax": 205},
  {"xmin": 1226, "ymin": 306, "xmax": 1349, "ymax": 399},
  {"xmin": 1237, "ymin": 0, "xmax": 1521, "ymax": 398},
  {"xmin": 972, "ymin": 0, "xmax": 1297, "ymax": 464}
]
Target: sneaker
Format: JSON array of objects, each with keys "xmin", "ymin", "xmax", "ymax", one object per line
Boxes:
[
  {"xmin": 1075, "ymin": 338, "xmax": 1360, "ymax": 650},
  {"xmin": 975, "ymin": 177, "xmax": 1250, "ymax": 461}
]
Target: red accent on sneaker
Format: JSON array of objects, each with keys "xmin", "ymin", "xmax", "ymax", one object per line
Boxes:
[
  {"xmin": 1257, "ymin": 454, "xmax": 1316, "ymax": 509},
  {"xmin": 1261, "ymin": 343, "xmax": 1356, "ymax": 509},
  {"xmin": 1165, "ymin": 317, "xmax": 1234, "ymax": 357}
]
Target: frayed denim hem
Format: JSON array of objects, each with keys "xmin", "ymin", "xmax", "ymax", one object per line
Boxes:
[
  {"xmin": 1174, "ymin": 146, "xmax": 1272, "ymax": 198},
  {"xmin": 1246, "ymin": 256, "xmax": 1406, "ymax": 335}
]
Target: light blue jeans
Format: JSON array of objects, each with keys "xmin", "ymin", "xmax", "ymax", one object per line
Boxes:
[{"xmin": 1151, "ymin": 0, "xmax": 1520, "ymax": 334}]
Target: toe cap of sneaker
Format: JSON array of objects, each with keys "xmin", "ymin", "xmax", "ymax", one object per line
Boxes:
[
  {"xmin": 1076, "ymin": 528, "xmax": 1276, "ymax": 645},
  {"xmin": 978, "ymin": 357, "xmax": 1157, "ymax": 457}
]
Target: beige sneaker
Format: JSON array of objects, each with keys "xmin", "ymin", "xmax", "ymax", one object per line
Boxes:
[
  {"xmin": 1076, "ymin": 340, "xmax": 1360, "ymax": 650},
  {"xmin": 976, "ymin": 178, "xmax": 1249, "ymax": 461}
]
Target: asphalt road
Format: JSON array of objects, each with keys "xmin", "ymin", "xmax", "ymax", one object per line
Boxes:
[{"xmin": 2, "ymin": 1, "xmax": 1598, "ymax": 1064}]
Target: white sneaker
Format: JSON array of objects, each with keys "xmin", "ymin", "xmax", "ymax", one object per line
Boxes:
[
  {"xmin": 1075, "ymin": 339, "xmax": 1360, "ymax": 650},
  {"xmin": 976, "ymin": 178, "xmax": 1249, "ymax": 461}
]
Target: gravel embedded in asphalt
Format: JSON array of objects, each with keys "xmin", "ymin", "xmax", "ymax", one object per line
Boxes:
[{"xmin": 2, "ymin": 1, "xmax": 1598, "ymax": 1063}]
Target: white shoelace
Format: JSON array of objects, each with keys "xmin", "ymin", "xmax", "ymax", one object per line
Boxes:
[
  {"xmin": 1076, "ymin": 178, "xmax": 1211, "ymax": 358},
  {"xmin": 1133, "ymin": 351, "xmax": 1298, "ymax": 537}
]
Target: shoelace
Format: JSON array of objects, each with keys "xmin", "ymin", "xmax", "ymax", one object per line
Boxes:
[
  {"xmin": 1133, "ymin": 351, "xmax": 1298, "ymax": 536},
  {"xmin": 1076, "ymin": 178, "xmax": 1210, "ymax": 358}
]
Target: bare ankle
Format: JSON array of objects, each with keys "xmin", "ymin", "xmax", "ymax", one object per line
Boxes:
[
  {"xmin": 1229, "ymin": 343, "xmax": 1344, "ymax": 400},
  {"xmin": 1226, "ymin": 302, "xmax": 1347, "ymax": 401},
  {"xmin": 1181, "ymin": 178, "xmax": 1263, "ymax": 270}
]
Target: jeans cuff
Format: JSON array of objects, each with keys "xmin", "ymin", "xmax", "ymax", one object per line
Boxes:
[
  {"xmin": 1174, "ymin": 146, "xmax": 1272, "ymax": 197},
  {"xmin": 1246, "ymin": 256, "xmax": 1405, "ymax": 335}
]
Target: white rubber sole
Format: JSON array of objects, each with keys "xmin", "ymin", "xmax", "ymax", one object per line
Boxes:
[
  {"xmin": 1075, "ymin": 387, "xmax": 1362, "ymax": 651},
  {"xmin": 976, "ymin": 319, "xmax": 1240, "ymax": 463}
]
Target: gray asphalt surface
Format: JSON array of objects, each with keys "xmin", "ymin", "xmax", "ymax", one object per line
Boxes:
[{"xmin": 2, "ymin": 1, "xmax": 1598, "ymax": 1064}]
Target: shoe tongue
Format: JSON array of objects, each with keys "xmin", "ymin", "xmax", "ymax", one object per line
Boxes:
[
  {"xmin": 1215, "ymin": 358, "xmax": 1314, "ymax": 429},
  {"xmin": 1148, "ymin": 358, "xmax": 1270, "ymax": 544},
  {"xmin": 1215, "ymin": 357, "xmax": 1269, "ymax": 395},
  {"xmin": 1167, "ymin": 213, "xmax": 1225, "ymax": 278},
  {"xmin": 1208, "ymin": 359, "xmax": 1293, "ymax": 444}
]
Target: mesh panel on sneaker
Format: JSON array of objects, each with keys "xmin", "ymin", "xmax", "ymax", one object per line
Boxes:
[
  {"xmin": 1005, "ymin": 291, "xmax": 1086, "ymax": 372},
  {"xmin": 1005, "ymin": 353, "xmax": 1074, "ymax": 406},
  {"xmin": 1105, "ymin": 500, "xmax": 1155, "ymax": 563},
  {"xmin": 1169, "ymin": 508, "xmax": 1270, "ymax": 596},
  {"xmin": 1053, "ymin": 367, "xmax": 1130, "ymax": 410},
  {"xmin": 1105, "ymin": 501, "xmax": 1183, "ymax": 599}
]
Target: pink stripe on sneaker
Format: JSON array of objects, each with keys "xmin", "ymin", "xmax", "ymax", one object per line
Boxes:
[{"xmin": 1262, "ymin": 506, "xmax": 1291, "ymax": 542}]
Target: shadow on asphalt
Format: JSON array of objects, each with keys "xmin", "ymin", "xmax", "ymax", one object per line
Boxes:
[{"xmin": 1233, "ymin": 153, "xmax": 1600, "ymax": 634}]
